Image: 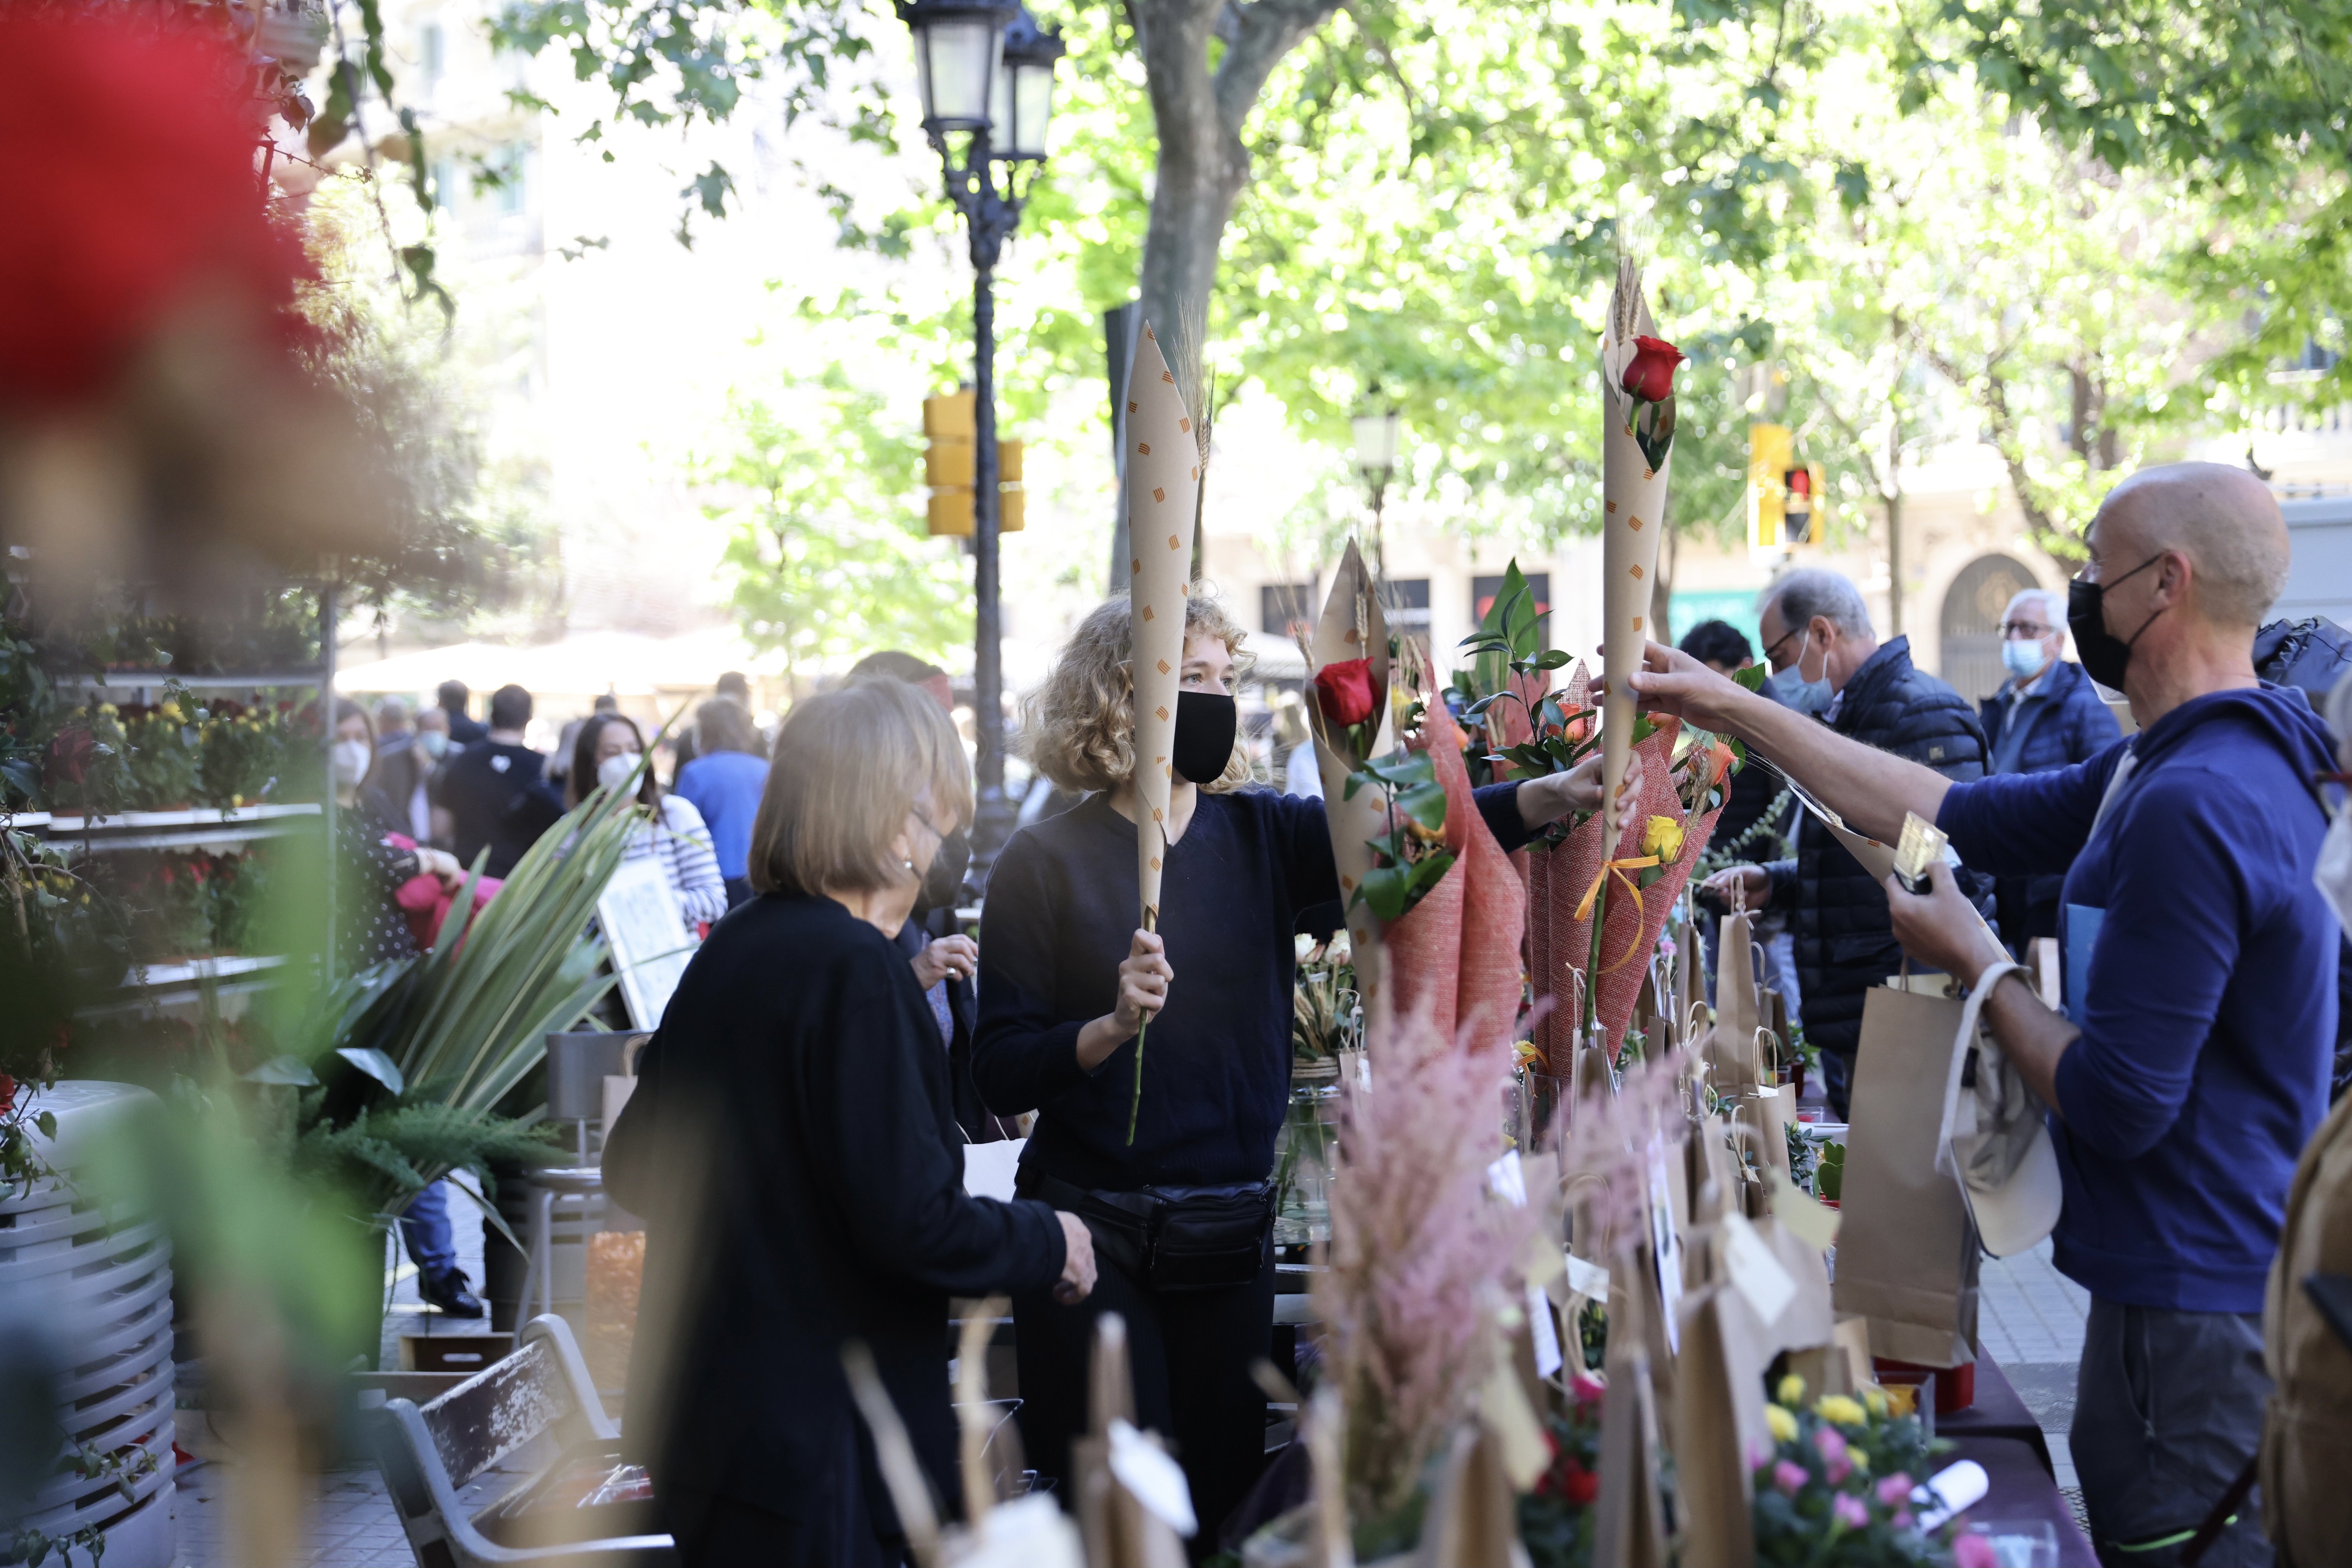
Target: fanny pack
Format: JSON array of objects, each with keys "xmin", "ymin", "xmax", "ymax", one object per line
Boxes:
[{"xmin": 1024, "ymin": 1172, "xmax": 1273, "ymax": 1294}]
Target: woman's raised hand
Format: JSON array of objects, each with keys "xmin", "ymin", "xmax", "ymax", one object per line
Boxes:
[
  {"xmin": 911, "ymin": 934, "xmax": 977, "ymax": 989},
  {"xmin": 1112, "ymin": 928, "xmax": 1172, "ymax": 1036}
]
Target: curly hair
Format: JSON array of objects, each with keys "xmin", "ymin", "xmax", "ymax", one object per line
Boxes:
[{"xmin": 1021, "ymin": 592, "xmax": 1255, "ymax": 795}]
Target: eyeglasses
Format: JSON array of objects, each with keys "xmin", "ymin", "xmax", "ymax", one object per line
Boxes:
[
  {"xmin": 1999, "ymin": 621, "xmax": 2054, "ymax": 639},
  {"xmin": 1761, "ymin": 626, "xmax": 1801, "ymax": 666}
]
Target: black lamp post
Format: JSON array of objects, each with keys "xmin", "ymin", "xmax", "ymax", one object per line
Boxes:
[
  {"xmin": 899, "ymin": 0, "xmax": 1062, "ymax": 882},
  {"xmin": 1352, "ymin": 390, "xmax": 1402, "ymax": 580}
]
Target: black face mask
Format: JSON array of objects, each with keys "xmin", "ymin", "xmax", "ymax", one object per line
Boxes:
[
  {"xmin": 1171, "ymin": 691, "xmax": 1239, "ymax": 785},
  {"xmin": 2066, "ymin": 553, "xmax": 2165, "ymax": 690},
  {"xmin": 916, "ymin": 828, "xmax": 970, "ymax": 917}
]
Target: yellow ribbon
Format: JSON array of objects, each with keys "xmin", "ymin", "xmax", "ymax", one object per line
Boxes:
[{"xmin": 1575, "ymin": 854, "xmax": 1661, "ymax": 971}]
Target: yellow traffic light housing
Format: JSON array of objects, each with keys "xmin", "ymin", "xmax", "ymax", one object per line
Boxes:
[
  {"xmin": 922, "ymin": 392, "xmax": 1023, "ymax": 536},
  {"xmin": 1748, "ymin": 426, "xmax": 1824, "ymax": 556}
]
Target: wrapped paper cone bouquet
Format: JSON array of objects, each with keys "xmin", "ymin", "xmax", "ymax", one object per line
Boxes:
[
  {"xmin": 1304, "ymin": 546, "xmax": 1525, "ymax": 1051},
  {"xmin": 1123, "ymin": 320, "xmax": 1203, "ymax": 1142},
  {"xmin": 1597, "ymin": 256, "xmax": 1682, "ymax": 858}
]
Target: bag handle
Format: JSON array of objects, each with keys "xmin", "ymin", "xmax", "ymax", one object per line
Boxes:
[{"xmin": 1935, "ymin": 963, "xmax": 2025, "ymax": 1179}]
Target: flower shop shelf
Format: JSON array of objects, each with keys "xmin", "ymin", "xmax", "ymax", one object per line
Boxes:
[
  {"xmin": 56, "ymin": 668, "xmax": 328, "ymax": 691},
  {"xmin": 77, "ymin": 955, "xmax": 290, "ymax": 1020},
  {"xmin": 37, "ymin": 801, "xmax": 322, "ymax": 854}
]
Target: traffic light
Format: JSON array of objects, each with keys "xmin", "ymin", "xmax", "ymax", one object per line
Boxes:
[
  {"xmin": 922, "ymin": 391, "xmax": 1024, "ymax": 536},
  {"xmin": 1748, "ymin": 424, "xmax": 1824, "ymax": 555},
  {"xmin": 1782, "ymin": 463, "xmax": 1815, "ymax": 545}
]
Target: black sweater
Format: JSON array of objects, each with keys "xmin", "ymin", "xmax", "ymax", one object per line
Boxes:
[
  {"xmin": 605, "ymin": 893, "xmax": 1066, "ymax": 1524},
  {"xmin": 974, "ymin": 783, "xmax": 1532, "ymax": 1190}
]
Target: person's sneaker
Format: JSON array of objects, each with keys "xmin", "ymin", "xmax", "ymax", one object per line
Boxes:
[{"xmin": 420, "ymin": 1270, "xmax": 485, "ymax": 1318}]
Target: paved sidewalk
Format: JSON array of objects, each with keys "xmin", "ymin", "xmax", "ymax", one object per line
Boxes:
[{"xmin": 1976, "ymin": 1237, "xmax": 2090, "ymax": 1510}]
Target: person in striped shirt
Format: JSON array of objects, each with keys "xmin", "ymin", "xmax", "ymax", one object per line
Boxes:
[{"xmin": 567, "ymin": 711, "xmax": 729, "ymax": 932}]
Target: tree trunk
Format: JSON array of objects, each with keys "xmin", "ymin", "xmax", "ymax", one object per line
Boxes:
[{"xmin": 1130, "ymin": 0, "xmax": 1341, "ymax": 417}]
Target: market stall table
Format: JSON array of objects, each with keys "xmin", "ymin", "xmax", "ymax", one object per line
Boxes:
[
  {"xmin": 1945, "ymin": 1434, "xmax": 2095, "ymax": 1566},
  {"xmin": 1937, "ymin": 1351, "xmax": 2054, "ymax": 1475}
]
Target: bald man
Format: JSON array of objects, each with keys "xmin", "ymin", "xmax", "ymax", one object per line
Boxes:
[{"xmin": 1627, "ymin": 463, "xmax": 2336, "ymax": 1567}]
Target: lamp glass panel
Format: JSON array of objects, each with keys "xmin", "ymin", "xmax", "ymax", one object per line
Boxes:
[
  {"xmin": 1008, "ymin": 63, "xmax": 1055, "ymax": 157},
  {"xmin": 1352, "ymin": 410, "xmax": 1402, "ymax": 472},
  {"xmin": 919, "ymin": 16, "xmax": 1000, "ymax": 128}
]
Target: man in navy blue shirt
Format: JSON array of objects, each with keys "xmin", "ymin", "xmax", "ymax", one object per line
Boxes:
[{"xmin": 1628, "ymin": 463, "xmax": 2336, "ymax": 1568}]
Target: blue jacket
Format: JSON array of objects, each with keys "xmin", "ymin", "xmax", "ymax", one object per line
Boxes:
[
  {"xmin": 675, "ymin": 749, "xmax": 769, "ymax": 882},
  {"xmin": 1977, "ymin": 659, "xmax": 2121, "ymax": 947},
  {"xmin": 1766, "ymin": 636, "xmax": 1992, "ymax": 1062},
  {"xmin": 1937, "ymin": 685, "xmax": 2340, "ymax": 1312}
]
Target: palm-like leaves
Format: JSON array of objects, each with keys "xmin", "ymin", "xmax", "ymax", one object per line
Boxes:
[{"xmin": 298, "ymin": 785, "xmax": 644, "ymax": 1221}]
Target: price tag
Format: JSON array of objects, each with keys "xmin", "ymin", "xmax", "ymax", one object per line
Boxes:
[
  {"xmin": 1771, "ymin": 1179, "xmax": 1841, "ymax": 1251},
  {"xmin": 1108, "ymin": 1419, "xmax": 1197, "ymax": 1536},
  {"xmin": 1526, "ymin": 1283, "xmax": 1564, "ymax": 1377},
  {"xmin": 1721, "ymin": 1213, "xmax": 1799, "ymax": 1325},
  {"xmin": 1564, "ymin": 1254, "xmax": 1611, "ymax": 1299}
]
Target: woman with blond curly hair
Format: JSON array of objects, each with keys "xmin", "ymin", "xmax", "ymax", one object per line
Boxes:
[{"xmin": 975, "ymin": 590, "xmax": 1631, "ymax": 1546}]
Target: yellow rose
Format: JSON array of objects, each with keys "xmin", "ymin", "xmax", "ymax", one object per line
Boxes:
[
  {"xmin": 1816, "ymin": 1394, "xmax": 1867, "ymax": 1427},
  {"xmin": 1641, "ymin": 814, "xmax": 1684, "ymax": 863},
  {"xmin": 1776, "ymin": 1374, "xmax": 1806, "ymax": 1408},
  {"xmin": 1849, "ymin": 1448, "xmax": 1869, "ymax": 1472},
  {"xmin": 159, "ymin": 701, "xmax": 181, "ymax": 721},
  {"xmin": 1765, "ymin": 1403, "xmax": 1798, "ymax": 1444},
  {"xmin": 1863, "ymin": 1387, "xmax": 1888, "ymax": 1418}
]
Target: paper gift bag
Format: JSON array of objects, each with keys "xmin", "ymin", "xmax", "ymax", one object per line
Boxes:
[
  {"xmin": 1671, "ymin": 1284, "xmax": 1766, "ymax": 1568},
  {"xmin": 1421, "ymin": 1421, "xmax": 1532, "ymax": 1568},
  {"xmin": 1831, "ymin": 985, "xmax": 1982, "ymax": 1367},
  {"xmin": 1711, "ymin": 908, "xmax": 1765, "ymax": 1094},
  {"xmin": 1590, "ymin": 1333, "xmax": 1670, "ymax": 1568}
]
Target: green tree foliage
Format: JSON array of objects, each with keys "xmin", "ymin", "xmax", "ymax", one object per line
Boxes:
[{"xmin": 698, "ymin": 374, "xmax": 973, "ymax": 676}]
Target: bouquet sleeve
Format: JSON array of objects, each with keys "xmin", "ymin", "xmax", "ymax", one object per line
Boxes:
[
  {"xmin": 1383, "ymin": 701, "xmax": 1527, "ymax": 1053},
  {"xmin": 1304, "ymin": 540, "xmax": 1392, "ymax": 968},
  {"xmin": 1123, "ymin": 322, "xmax": 1201, "ymax": 932},
  {"xmin": 1598, "ymin": 258, "xmax": 1677, "ymax": 834}
]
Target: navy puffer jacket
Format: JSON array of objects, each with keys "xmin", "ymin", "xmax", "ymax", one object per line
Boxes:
[
  {"xmin": 1977, "ymin": 658, "xmax": 2123, "ymax": 947},
  {"xmin": 1765, "ymin": 636, "xmax": 1993, "ymax": 1063}
]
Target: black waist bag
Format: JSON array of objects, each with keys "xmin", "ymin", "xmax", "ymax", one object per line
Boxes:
[{"xmin": 1144, "ymin": 1184, "xmax": 1274, "ymax": 1294}]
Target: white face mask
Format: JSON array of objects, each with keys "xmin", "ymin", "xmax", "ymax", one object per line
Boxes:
[
  {"xmin": 2001, "ymin": 638, "xmax": 2049, "ymax": 682},
  {"xmin": 597, "ymin": 750, "xmax": 645, "ymax": 795},
  {"xmin": 332, "ymin": 738, "xmax": 373, "ymax": 789},
  {"xmin": 2317, "ymin": 807, "xmax": 2352, "ymax": 932}
]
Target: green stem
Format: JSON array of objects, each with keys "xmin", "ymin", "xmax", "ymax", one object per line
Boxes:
[
  {"xmin": 1585, "ymin": 877, "xmax": 1607, "ymax": 1037},
  {"xmin": 1126, "ymin": 1017, "xmax": 1147, "ymax": 1146}
]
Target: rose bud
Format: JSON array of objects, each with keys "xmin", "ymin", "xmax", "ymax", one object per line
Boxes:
[{"xmin": 1622, "ymin": 335, "xmax": 1686, "ymax": 402}]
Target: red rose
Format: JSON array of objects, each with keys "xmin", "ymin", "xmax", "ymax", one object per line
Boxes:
[
  {"xmin": 0, "ymin": 1075, "xmax": 15, "ymax": 1108},
  {"xmin": 45, "ymin": 725, "xmax": 96, "ymax": 787},
  {"xmin": 1561, "ymin": 1456, "xmax": 1600, "ymax": 1506},
  {"xmin": 1312, "ymin": 658, "xmax": 1376, "ymax": 727},
  {"xmin": 1622, "ymin": 335, "xmax": 1686, "ymax": 402}
]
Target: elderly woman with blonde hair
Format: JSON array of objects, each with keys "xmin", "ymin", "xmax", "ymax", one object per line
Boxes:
[
  {"xmin": 604, "ymin": 678, "xmax": 1096, "ymax": 1566},
  {"xmin": 974, "ymin": 590, "xmax": 1632, "ymax": 1544}
]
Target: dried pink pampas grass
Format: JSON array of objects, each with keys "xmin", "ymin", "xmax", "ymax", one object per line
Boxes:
[
  {"xmin": 1314, "ymin": 1009, "xmax": 1537, "ymax": 1529},
  {"xmin": 1556, "ymin": 1048, "xmax": 1692, "ymax": 1260}
]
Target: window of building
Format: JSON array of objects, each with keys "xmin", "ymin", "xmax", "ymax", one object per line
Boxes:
[
  {"xmin": 1261, "ymin": 583, "xmax": 1315, "ymax": 641},
  {"xmin": 1384, "ymin": 578, "xmax": 1432, "ymax": 639},
  {"xmin": 1471, "ymin": 572, "xmax": 1548, "ymax": 625},
  {"xmin": 417, "ymin": 20, "xmax": 444, "ymax": 91}
]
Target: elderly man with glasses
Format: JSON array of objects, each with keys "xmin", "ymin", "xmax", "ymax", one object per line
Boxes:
[{"xmin": 1978, "ymin": 586, "xmax": 2123, "ymax": 956}]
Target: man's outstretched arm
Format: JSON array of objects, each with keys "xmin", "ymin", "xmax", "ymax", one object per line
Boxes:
[{"xmin": 1619, "ymin": 639, "xmax": 1952, "ymax": 844}]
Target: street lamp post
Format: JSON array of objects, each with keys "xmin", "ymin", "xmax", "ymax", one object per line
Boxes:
[
  {"xmin": 1352, "ymin": 391, "xmax": 1402, "ymax": 580},
  {"xmin": 899, "ymin": 0, "xmax": 1063, "ymax": 882}
]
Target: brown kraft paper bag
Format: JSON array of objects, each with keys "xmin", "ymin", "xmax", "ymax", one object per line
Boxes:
[{"xmin": 1830, "ymin": 985, "xmax": 1982, "ymax": 1367}]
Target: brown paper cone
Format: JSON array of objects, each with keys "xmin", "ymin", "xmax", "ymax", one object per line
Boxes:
[
  {"xmin": 1125, "ymin": 321, "xmax": 1203, "ymax": 931},
  {"xmin": 1305, "ymin": 540, "xmax": 1393, "ymax": 969},
  {"xmin": 1599, "ymin": 257, "xmax": 1675, "ymax": 831}
]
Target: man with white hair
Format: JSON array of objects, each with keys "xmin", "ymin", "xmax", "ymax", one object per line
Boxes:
[
  {"xmin": 1630, "ymin": 462, "xmax": 2338, "ymax": 1567},
  {"xmin": 1977, "ymin": 585, "xmax": 2121, "ymax": 953}
]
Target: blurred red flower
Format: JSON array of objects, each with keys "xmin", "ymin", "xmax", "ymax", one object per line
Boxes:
[{"xmin": 0, "ymin": 8, "xmax": 313, "ymax": 408}]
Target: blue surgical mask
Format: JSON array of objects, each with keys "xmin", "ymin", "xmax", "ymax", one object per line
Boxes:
[
  {"xmin": 2001, "ymin": 639, "xmax": 2048, "ymax": 682},
  {"xmin": 1770, "ymin": 630, "xmax": 1833, "ymax": 716}
]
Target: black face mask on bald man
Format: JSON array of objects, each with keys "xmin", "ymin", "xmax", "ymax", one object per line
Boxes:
[{"xmin": 1170, "ymin": 691, "xmax": 1238, "ymax": 785}]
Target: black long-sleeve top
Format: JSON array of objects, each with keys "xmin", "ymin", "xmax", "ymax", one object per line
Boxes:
[
  {"xmin": 974, "ymin": 783, "xmax": 1533, "ymax": 1190},
  {"xmin": 604, "ymin": 892, "xmax": 1066, "ymax": 1525}
]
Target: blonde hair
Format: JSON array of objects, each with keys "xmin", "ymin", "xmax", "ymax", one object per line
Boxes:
[
  {"xmin": 749, "ymin": 679, "xmax": 973, "ymax": 897},
  {"xmin": 1021, "ymin": 592, "xmax": 1254, "ymax": 795}
]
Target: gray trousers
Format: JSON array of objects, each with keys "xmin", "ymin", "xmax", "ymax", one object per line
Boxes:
[{"xmin": 2071, "ymin": 1298, "xmax": 2271, "ymax": 1567}]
